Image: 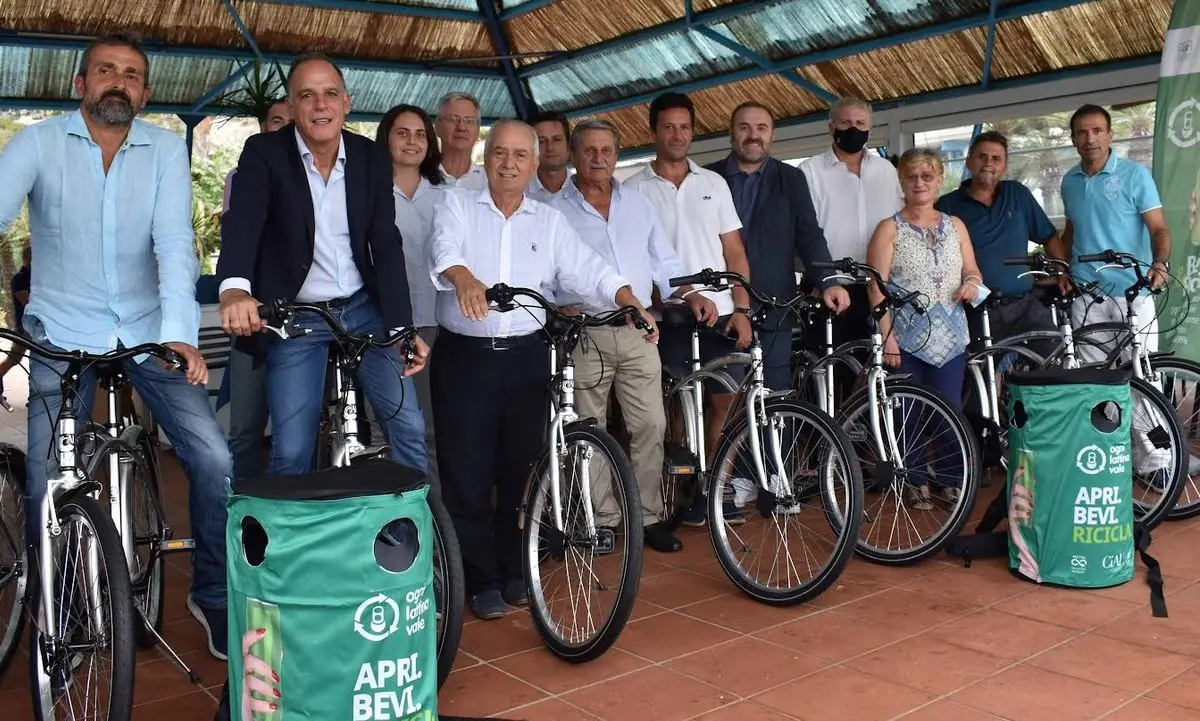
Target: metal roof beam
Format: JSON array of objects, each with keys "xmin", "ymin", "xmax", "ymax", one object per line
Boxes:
[
  {"xmin": 691, "ymin": 25, "xmax": 836, "ymax": 104},
  {"xmin": 520, "ymin": 0, "xmax": 782, "ymax": 76},
  {"xmin": 190, "ymin": 62, "xmax": 251, "ymax": 113},
  {"xmin": 567, "ymin": 0, "xmax": 1093, "ymax": 117},
  {"xmin": 0, "ymin": 32, "xmax": 503, "ymax": 79},
  {"xmin": 478, "ymin": 0, "xmax": 531, "ymax": 118},
  {"xmin": 981, "ymin": 0, "xmax": 1000, "ymax": 89},
  {"xmin": 221, "ymin": 0, "xmax": 264, "ymax": 61},
  {"xmin": 498, "ymin": 0, "xmax": 558, "ymax": 22},
  {"xmin": 254, "ymin": 0, "xmax": 482, "ymax": 22}
]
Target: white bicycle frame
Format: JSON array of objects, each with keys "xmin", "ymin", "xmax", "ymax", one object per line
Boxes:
[{"xmin": 545, "ymin": 342, "xmax": 596, "ymax": 538}]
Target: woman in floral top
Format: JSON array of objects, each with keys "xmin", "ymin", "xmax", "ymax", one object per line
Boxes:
[{"xmin": 865, "ymin": 148, "xmax": 982, "ymax": 510}]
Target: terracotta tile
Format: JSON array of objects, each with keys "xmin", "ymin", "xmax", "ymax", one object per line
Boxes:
[
  {"xmin": 458, "ymin": 613, "xmax": 544, "ymax": 661},
  {"xmin": 633, "ymin": 569, "xmax": 732, "ymax": 610},
  {"xmin": 901, "ymin": 560, "xmax": 1035, "ymax": 607},
  {"xmin": 755, "ymin": 610, "xmax": 911, "ymax": 663},
  {"xmin": 1147, "ymin": 661, "xmax": 1200, "ymax": 710},
  {"xmin": 1094, "ymin": 584, "xmax": 1200, "ymax": 657},
  {"xmin": 504, "ymin": 697, "xmax": 603, "ymax": 720},
  {"xmin": 615, "ymin": 611, "xmax": 738, "ymax": 662},
  {"xmin": 437, "ymin": 664, "xmax": 547, "ymax": 718},
  {"xmin": 992, "ymin": 585, "xmax": 1140, "ymax": 631},
  {"xmin": 1026, "ymin": 633, "xmax": 1194, "ymax": 693},
  {"xmin": 640, "ymin": 557, "xmax": 679, "ymax": 579},
  {"xmin": 1105, "ymin": 698, "xmax": 1200, "ymax": 721},
  {"xmin": 564, "ymin": 666, "xmax": 731, "ymax": 721},
  {"xmin": 753, "ymin": 666, "xmax": 934, "ymax": 721},
  {"xmin": 692, "ymin": 700, "xmax": 801, "ymax": 720},
  {"xmin": 494, "ymin": 647, "xmax": 648, "ymax": 695},
  {"xmin": 667, "ymin": 637, "xmax": 826, "ymax": 697},
  {"xmin": 0, "ymin": 650, "xmax": 28, "ymax": 692},
  {"xmin": 677, "ymin": 590, "xmax": 819, "ymax": 634},
  {"xmin": 950, "ymin": 664, "xmax": 1131, "ymax": 721},
  {"xmin": 133, "ymin": 690, "xmax": 218, "ymax": 721},
  {"xmin": 451, "ymin": 649, "xmax": 482, "ymax": 672},
  {"xmin": 846, "ymin": 635, "xmax": 1010, "ymax": 695},
  {"xmin": 805, "ymin": 578, "xmax": 889, "ymax": 609},
  {"xmin": 1090, "ymin": 573, "xmax": 1193, "ymax": 604},
  {"xmin": 0, "ymin": 687, "xmax": 34, "ymax": 721},
  {"xmin": 835, "ymin": 588, "xmax": 981, "ymax": 633},
  {"xmin": 133, "ymin": 650, "xmax": 224, "ymax": 706},
  {"xmin": 923, "ymin": 609, "xmax": 1079, "ymax": 660},
  {"xmin": 628, "ymin": 597, "xmax": 670, "ymax": 622},
  {"xmin": 159, "ymin": 617, "xmax": 216, "ymax": 656},
  {"xmin": 838, "ymin": 559, "xmax": 951, "ymax": 586},
  {"xmin": 894, "ymin": 700, "xmax": 1003, "ymax": 720}
]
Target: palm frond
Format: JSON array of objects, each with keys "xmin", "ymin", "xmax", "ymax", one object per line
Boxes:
[{"xmin": 212, "ymin": 58, "xmax": 288, "ymax": 125}]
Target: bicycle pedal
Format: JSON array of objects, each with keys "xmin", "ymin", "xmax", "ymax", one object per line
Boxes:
[
  {"xmin": 666, "ymin": 463, "xmax": 696, "ymax": 475},
  {"xmin": 158, "ymin": 538, "xmax": 195, "ymax": 552}
]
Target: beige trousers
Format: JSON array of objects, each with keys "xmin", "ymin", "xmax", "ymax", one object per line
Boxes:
[{"xmin": 573, "ymin": 325, "xmax": 666, "ymax": 527}]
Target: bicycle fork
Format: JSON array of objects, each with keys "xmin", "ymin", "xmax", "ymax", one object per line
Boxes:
[
  {"xmin": 546, "ymin": 346, "xmax": 598, "ymax": 540},
  {"xmin": 867, "ymin": 332, "xmax": 905, "ymax": 482},
  {"xmin": 743, "ymin": 344, "xmax": 787, "ymax": 494}
]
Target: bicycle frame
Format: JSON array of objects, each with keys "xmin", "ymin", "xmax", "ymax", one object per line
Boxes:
[{"xmin": 544, "ymin": 342, "xmax": 597, "ymax": 536}]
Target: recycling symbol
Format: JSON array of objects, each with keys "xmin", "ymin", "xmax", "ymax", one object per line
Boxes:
[{"xmin": 353, "ymin": 593, "xmax": 401, "ymax": 642}]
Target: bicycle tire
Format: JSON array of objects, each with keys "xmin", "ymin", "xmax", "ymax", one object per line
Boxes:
[
  {"xmin": 29, "ymin": 494, "xmax": 135, "ymax": 721},
  {"xmin": 706, "ymin": 397, "xmax": 864, "ymax": 605},
  {"xmin": 1149, "ymin": 357, "xmax": 1200, "ymax": 520},
  {"xmin": 838, "ymin": 379, "xmax": 982, "ymax": 565},
  {"xmin": 523, "ymin": 423, "xmax": 643, "ymax": 663},
  {"xmin": 129, "ymin": 433, "xmax": 166, "ymax": 648},
  {"xmin": 1127, "ymin": 376, "xmax": 1187, "ymax": 530},
  {"xmin": 426, "ymin": 490, "xmax": 464, "ymax": 690},
  {"xmin": 0, "ymin": 451, "xmax": 27, "ymax": 678}
]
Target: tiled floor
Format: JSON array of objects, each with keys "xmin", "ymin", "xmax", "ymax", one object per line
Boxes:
[{"xmin": 1, "ymin": 373, "xmax": 1199, "ymax": 720}]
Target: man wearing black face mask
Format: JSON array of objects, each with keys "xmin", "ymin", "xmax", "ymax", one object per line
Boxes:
[{"xmin": 799, "ymin": 96, "xmax": 903, "ymax": 354}]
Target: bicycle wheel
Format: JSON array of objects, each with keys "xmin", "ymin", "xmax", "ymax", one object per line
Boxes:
[
  {"xmin": 523, "ymin": 423, "xmax": 643, "ymax": 662},
  {"xmin": 426, "ymin": 490, "xmax": 464, "ymax": 690},
  {"xmin": 1127, "ymin": 376, "xmax": 1187, "ymax": 530},
  {"xmin": 0, "ymin": 449, "xmax": 26, "ymax": 678},
  {"xmin": 128, "ymin": 432, "xmax": 166, "ymax": 648},
  {"xmin": 1150, "ymin": 357, "xmax": 1200, "ymax": 520},
  {"xmin": 29, "ymin": 494, "xmax": 135, "ymax": 721},
  {"xmin": 706, "ymin": 397, "xmax": 864, "ymax": 605},
  {"xmin": 838, "ymin": 379, "xmax": 981, "ymax": 564}
]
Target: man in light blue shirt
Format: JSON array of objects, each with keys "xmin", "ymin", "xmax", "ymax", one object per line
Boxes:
[
  {"xmin": 0, "ymin": 32, "xmax": 234, "ymax": 660},
  {"xmin": 552, "ymin": 118, "xmax": 717, "ymax": 555}
]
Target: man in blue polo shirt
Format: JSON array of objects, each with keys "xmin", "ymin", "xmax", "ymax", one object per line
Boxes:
[{"xmin": 936, "ymin": 131, "xmax": 1058, "ymax": 349}]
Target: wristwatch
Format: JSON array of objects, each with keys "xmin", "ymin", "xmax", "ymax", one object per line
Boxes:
[
  {"xmin": 733, "ymin": 307, "xmax": 751, "ymax": 316},
  {"xmin": 1153, "ymin": 258, "xmax": 1171, "ymax": 271}
]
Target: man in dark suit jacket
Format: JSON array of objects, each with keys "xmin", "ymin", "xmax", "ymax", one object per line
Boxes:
[
  {"xmin": 705, "ymin": 102, "xmax": 849, "ymax": 391},
  {"xmin": 216, "ymin": 52, "xmax": 429, "ymax": 476}
]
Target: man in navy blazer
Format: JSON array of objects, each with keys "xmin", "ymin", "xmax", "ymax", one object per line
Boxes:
[
  {"xmin": 216, "ymin": 52, "xmax": 429, "ymax": 476},
  {"xmin": 705, "ymin": 102, "xmax": 849, "ymax": 391}
]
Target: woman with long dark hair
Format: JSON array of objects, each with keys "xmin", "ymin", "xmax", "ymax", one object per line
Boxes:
[{"xmin": 375, "ymin": 104, "xmax": 446, "ymax": 490}]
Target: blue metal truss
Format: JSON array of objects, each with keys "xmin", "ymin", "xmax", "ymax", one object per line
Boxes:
[
  {"xmin": 255, "ymin": 0, "xmax": 482, "ymax": 23},
  {"xmin": 691, "ymin": 25, "xmax": 836, "ymax": 104},
  {"xmin": 567, "ymin": 0, "xmax": 1094, "ymax": 117},
  {"xmin": 190, "ymin": 63, "xmax": 251, "ymax": 113},
  {"xmin": 0, "ymin": 32, "xmax": 500, "ymax": 79},
  {"xmin": 477, "ymin": 0, "xmax": 531, "ymax": 119},
  {"xmin": 221, "ymin": 0, "xmax": 264, "ymax": 60},
  {"xmin": 498, "ymin": 0, "xmax": 558, "ymax": 22},
  {"xmin": 981, "ymin": 0, "xmax": 1000, "ymax": 89}
]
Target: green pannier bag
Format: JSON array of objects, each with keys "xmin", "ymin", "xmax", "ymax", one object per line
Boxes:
[
  {"xmin": 226, "ymin": 458, "xmax": 438, "ymax": 721},
  {"xmin": 1006, "ymin": 369, "xmax": 1134, "ymax": 588}
]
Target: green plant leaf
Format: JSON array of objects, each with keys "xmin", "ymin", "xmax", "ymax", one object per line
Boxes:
[{"xmin": 212, "ymin": 58, "xmax": 289, "ymax": 125}]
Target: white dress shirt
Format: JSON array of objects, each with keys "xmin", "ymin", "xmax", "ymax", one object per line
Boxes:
[
  {"xmin": 550, "ymin": 178, "xmax": 683, "ymax": 313},
  {"xmin": 428, "ymin": 188, "xmax": 631, "ymax": 338},
  {"xmin": 527, "ymin": 170, "xmax": 573, "ymax": 204},
  {"xmin": 624, "ymin": 159, "xmax": 741, "ymax": 317},
  {"xmin": 439, "ymin": 162, "xmax": 488, "ymax": 190},
  {"xmin": 394, "ymin": 176, "xmax": 442, "ymax": 327},
  {"xmin": 219, "ymin": 129, "xmax": 364, "ymax": 301},
  {"xmin": 799, "ymin": 147, "xmax": 904, "ymax": 263}
]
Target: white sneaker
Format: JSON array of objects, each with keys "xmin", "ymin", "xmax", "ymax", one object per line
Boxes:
[{"xmin": 730, "ymin": 477, "xmax": 757, "ymax": 508}]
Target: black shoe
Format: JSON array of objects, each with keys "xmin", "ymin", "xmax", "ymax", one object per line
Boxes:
[
  {"xmin": 187, "ymin": 595, "xmax": 228, "ymax": 661},
  {"xmin": 644, "ymin": 523, "xmax": 682, "ymax": 553},
  {"xmin": 502, "ymin": 579, "xmax": 529, "ymax": 607},
  {"xmin": 470, "ymin": 590, "xmax": 507, "ymax": 620}
]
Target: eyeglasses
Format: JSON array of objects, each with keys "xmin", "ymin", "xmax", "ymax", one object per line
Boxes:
[
  {"xmin": 442, "ymin": 115, "xmax": 479, "ymax": 127},
  {"xmin": 902, "ymin": 172, "xmax": 939, "ymax": 185}
]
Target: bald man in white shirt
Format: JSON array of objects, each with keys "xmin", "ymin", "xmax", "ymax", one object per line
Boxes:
[{"xmin": 428, "ymin": 119, "xmax": 657, "ymax": 620}]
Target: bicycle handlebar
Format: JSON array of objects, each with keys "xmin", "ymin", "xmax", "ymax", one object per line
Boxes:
[
  {"xmin": 808, "ymin": 258, "xmax": 926, "ymax": 315},
  {"xmin": 0, "ymin": 328, "xmax": 186, "ymax": 370},
  {"xmin": 257, "ymin": 300, "xmax": 420, "ymax": 362},
  {"xmin": 1002, "ymin": 252, "xmax": 1106, "ymax": 304},
  {"xmin": 668, "ymin": 269, "xmax": 823, "ymax": 318},
  {"xmin": 484, "ymin": 284, "xmax": 653, "ymax": 335}
]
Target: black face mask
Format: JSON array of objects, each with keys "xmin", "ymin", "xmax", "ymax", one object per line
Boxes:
[{"xmin": 833, "ymin": 127, "xmax": 869, "ymax": 154}]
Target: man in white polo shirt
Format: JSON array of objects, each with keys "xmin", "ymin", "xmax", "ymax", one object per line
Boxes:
[
  {"xmin": 434, "ymin": 91, "xmax": 488, "ymax": 189},
  {"xmin": 625, "ymin": 91, "xmax": 753, "ymax": 527}
]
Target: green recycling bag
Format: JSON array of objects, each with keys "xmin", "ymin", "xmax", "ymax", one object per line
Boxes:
[
  {"xmin": 1006, "ymin": 369, "xmax": 1135, "ymax": 588},
  {"xmin": 227, "ymin": 458, "xmax": 438, "ymax": 721}
]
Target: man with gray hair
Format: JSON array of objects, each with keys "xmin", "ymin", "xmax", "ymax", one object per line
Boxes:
[
  {"xmin": 799, "ymin": 96, "xmax": 903, "ymax": 350},
  {"xmin": 551, "ymin": 119, "xmax": 717, "ymax": 555},
  {"xmin": 428, "ymin": 118, "xmax": 657, "ymax": 618},
  {"xmin": 434, "ymin": 91, "xmax": 487, "ymax": 189}
]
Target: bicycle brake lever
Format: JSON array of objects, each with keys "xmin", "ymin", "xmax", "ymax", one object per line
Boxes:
[
  {"xmin": 1017, "ymin": 270, "xmax": 1049, "ymax": 280},
  {"xmin": 0, "ymin": 396, "xmax": 12, "ymax": 413},
  {"xmin": 826, "ymin": 272, "xmax": 857, "ymax": 284},
  {"xmin": 1097, "ymin": 263, "xmax": 1125, "ymax": 273},
  {"xmin": 264, "ymin": 318, "xmax": 308, "ymax": 340}
]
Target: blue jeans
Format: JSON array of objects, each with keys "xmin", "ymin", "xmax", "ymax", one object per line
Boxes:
[
  {"xmin": 24, "ymin": 318, "xmax": 232, "ymax": 609},
  {"xmin": 265, "ymin": 291, "xmax": 427, "ymax": 475},
  {"xmin": 897, "ymin": 352, "xmax": 967, "ymax": 488}
]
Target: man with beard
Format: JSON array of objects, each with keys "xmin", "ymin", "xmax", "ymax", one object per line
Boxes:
[
  {"xmin": 434, "ymin": 91, "xmax": 488, "ymax": 189},
  {"xmin": 528, "ymin": 110, "xmax": 571, "ymax": 202},
  {"xmin": 0, "ymin": 30, "xmax": 234, "ymax": 660},
  {"xmin": 935, "ymin": 131, "xmax": 1058, "ymax": 347},
  {"xmin": 705, "ymin": 102, "xmax": 849, "ymax": 392}
]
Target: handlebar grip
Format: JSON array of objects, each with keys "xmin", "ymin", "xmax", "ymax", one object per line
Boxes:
[
  {"xmin": 1078, "ymin": 253, "xmax": 1108, "ymax": 263},
  {"xmin": 669, "ymin": 274, "xmax": 704, "ymax": 288},
  {"xmin": 256, "ymin": 303, "xmax": 281, "ymax": 325},
  {"xmin": 809, "ymin": 262, "xmax": 837, "ymax": 270},
  {"xmin": 1003, "ymin": 256, "xmax": 1033, "ymax": 266}
]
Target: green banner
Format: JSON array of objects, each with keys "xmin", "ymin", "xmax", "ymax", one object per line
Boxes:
[{"xmin": 1155, "ymin": 1, "xmax": 1200, "ymax": 359}]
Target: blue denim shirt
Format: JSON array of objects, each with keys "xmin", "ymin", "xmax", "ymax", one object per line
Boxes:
[{"xmin": 0, "ymin": 110, "xmax": 199, "ymax": 355}]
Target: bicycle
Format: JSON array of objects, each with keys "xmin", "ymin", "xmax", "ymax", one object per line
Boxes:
[
  {"xmin": 484, "ymin": 283, "xmax": 646, "ymax": 661},
  {"xmin": 0, "ymin": 330, "xmax": 203, "ymax": 719},
  {"xmin": 664, "ymin": 269, "xmax": 865, "ymax": 604},
  {"xmin": 0, "ymin": 438, "xmax": 25, "ymax": 677},
  {"xmin": 807, "ymin": 258, "xmax": 982, "ymax": 565},
  {"xmin": 258, "ymin": 299, "xmax": 464, "ymax": 689}
]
